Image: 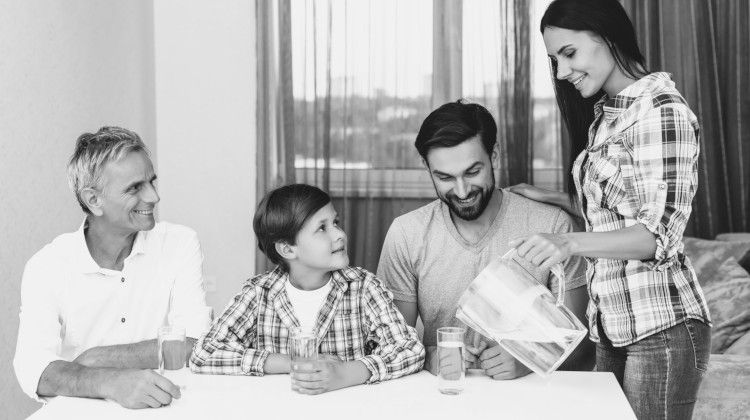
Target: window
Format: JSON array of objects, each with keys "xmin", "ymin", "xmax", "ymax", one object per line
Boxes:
[{"xmin": 290, "ymin": 0, "xmax": 560, "ymax": 197}]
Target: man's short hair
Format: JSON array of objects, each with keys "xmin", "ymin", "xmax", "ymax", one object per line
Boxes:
[
  {"xmin": 67, "ymin": 126, "xmax": 149, "ymax": 213},
  {"xmin": 414, "ymin": 100, "xmax": 497, "ymax": 161},
  {"xmin": 253, "ymin": 184, "xmax": 332, "ymax": 271}
]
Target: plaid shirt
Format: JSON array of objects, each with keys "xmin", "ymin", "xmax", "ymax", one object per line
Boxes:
[
  {"xmin": 573, "ymin": 72, "xmax": 711, "ymax": 346},
  {"xmin": 190, "ymin": 266, "xmax": 424, "ymax": 383}
]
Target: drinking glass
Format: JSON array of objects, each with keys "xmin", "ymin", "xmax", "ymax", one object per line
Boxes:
[
  {"xmin": 289, "ymin": 327, "xmax": 318, "ymax": 390},
  {"xmin": 158, "ymin": 325, "xmax": 186, "ymax": 374},
  {"xmin": 437, "ymin": 327, "xmax": 466, "ymax": 395}
]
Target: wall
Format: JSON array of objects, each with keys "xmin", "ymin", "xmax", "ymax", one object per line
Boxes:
[
  {"xmin": 0, "ymin": 1, "xmax": 156, "ymax": 418},
  {"xmin": 153, "ymin": 0, "xmax": 256, "ymax": 314},
  {"xmin": 1, "ymin": 1, "xmax": 257, "ymax": 418}
]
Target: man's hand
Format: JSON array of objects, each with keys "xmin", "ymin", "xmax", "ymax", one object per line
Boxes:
[
  {"xmin": 478, "ymin": 344, "xmax": 532, "ymax": 380},
  {"xmin": 73, "ymin": 348, "xmax": 99, "ymax": 367},
  {"xmin": 465, "ymin": 340, "xmax": 488, "ymax": 369},
  {"xmin": 101, "ymin": 369, "xmax": 181, "ymax": 409}
]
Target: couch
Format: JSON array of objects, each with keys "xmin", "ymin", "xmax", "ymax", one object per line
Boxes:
[{"xmin": 684, "ymin": 233, "xmax": 750, "ymax": 420}]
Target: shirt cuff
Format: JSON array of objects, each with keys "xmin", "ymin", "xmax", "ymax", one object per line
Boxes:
[
  {"xmin": 16, "ymin": 356, "xmax": 60, "ymax": 403},
  {"xmin": 357, "ymin": 355, "xmax": 387, "ymax": 384},
  {"xmin": 388, "ymin": 290, "xmax": 417, "ymax": 303},
  {"xmin": 634, "ymin": 180, "xmax": 671, "ymax": 270},
  {"xmin": 241, "ymin": 349, "xmax": 270, "ymax": 376}
]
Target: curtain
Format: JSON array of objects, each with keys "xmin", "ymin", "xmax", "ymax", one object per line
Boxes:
[
  {"xmin": 621, "ymin": 0, "xmax": 750, "ymax": 237},
  {"xmin": 256, "ymin": 0, "xmax": 552, "ymax": 272}
]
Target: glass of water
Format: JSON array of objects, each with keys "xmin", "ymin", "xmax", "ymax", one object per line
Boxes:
[
  {"xmin": 437, "ymin": 327, "xmax": 466, "ymax": 395},
  {"xmin": 289, "ymin": 327, "xmax": 318, "ymax": 391},
  {"xmin": 158, "ymin": 325, "xmax": 186, "ymax": 374}
]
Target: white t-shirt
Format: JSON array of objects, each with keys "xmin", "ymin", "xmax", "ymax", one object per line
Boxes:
[
  {"xmin": 285, "ymin": 278, "xmax": 333, "ymax": 331},
  {"xmin": 13, "ymin": 221, "xmax": 212, "ymax": 400}
]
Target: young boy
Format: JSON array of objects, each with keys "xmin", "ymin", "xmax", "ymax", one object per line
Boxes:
[{"xmin": 190, "ymin": 184, "xmax": 424, "ymax": 394}]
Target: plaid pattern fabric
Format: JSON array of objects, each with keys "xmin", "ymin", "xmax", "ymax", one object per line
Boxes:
[
  {"xmin": 190, "ymin": 266, "xmax": 424, "ymax": 383},
  {"xmin": 573, "ymin": 72, "xmax": 711, "ymax": 346}
]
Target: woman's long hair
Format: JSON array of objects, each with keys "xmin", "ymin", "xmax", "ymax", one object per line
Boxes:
[{"xmin": 541, "ymin": 0, "xmax": 649, "ymax": 198}]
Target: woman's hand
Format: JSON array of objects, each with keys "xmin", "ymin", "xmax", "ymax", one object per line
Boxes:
[
  {"xmin": 508, "ymin": 183, "xmax": 554, "ymax": 203},
  {"xmin": 509, "ymin": 233, "xmax": 577, "ymax": 271}
]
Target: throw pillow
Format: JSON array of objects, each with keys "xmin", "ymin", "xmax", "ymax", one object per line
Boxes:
[
  {"xmin": 725, "ymin": 330, "xmax": 750, "ymax": 355},
  {"xmin": 701, "ymin": 257, "xmax": 750, "ymax": 353},
  {"xmin": 682, "ymin": 237, "xmax": 750, "ymax": 287},
  {"xmin": 715, "ymin": 233, "xmax": 750, "ymax": 272}
]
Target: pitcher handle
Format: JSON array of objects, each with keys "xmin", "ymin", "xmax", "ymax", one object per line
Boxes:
[
  {"xmin": 502, "ymin": 248, "xmax": 567, "ymax": 307},
  {"xmin": 550, "ymin": 263, "xmax": 566, "ymax": 307}
]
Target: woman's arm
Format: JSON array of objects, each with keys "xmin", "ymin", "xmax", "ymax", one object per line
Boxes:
[
  {"xmin": 509, "ymin": 183, "xmax": 582, "ymax": 219},
  {"xmin": 509, "ymin": 224, "xmax": 657, "ymax": 271}
]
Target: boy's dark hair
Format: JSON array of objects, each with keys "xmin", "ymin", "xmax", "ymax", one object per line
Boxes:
[
  {"xmin": 414, "ymin": 100, "xmax": 497, "ymax": 162},
  {"xmin": 253, "ymin": 184, "xmax": 331, "ymax": 270}
]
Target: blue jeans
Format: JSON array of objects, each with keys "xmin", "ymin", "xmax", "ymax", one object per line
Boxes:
[{"xmin": 596, "ymin": 317, "xmax": 711, "ymax": 420}]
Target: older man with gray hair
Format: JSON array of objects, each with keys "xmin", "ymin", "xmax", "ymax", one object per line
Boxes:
[{"xmin": 14, "ymin": 127, "xmax": 211, "ymax": 409}]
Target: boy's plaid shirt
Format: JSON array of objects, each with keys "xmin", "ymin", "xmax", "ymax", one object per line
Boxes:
[
  {"xmin": 573, "ymin": 72, "xmax": 711, "ymax": 347},
  {"xmin": 190, "ymin": 266, "xmax": 425, "ymax": 383}
]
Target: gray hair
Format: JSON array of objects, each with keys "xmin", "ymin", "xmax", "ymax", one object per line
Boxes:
[{"xmin": 67, "ymin": 126, "xmax": 150, "ymax": 213}]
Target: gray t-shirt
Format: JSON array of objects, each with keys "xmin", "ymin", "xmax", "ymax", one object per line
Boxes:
[{"xmin": 376, "ymin": 188, "xmax": 587, "ymax": 347}]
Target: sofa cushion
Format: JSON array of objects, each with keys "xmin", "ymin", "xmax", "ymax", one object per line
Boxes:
[
  {"xmin": 714, "ymin": 233, "xmax": 750, "ymax": 272},
  {"xmin": 701, "ymin": 258, "xmax": 750, "ymax": 353},
  {"xmin": 694, "ymin": 354, "xmax": 750, "ymax": 420},
  {"xmin": 725, "ymin": 330, "xmax": 750, "ymax": 355},
  {"xmin": 683, "ymin": 237, "xmax": 750, "ymax": 286}
]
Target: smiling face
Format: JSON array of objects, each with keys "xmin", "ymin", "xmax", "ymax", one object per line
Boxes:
[
  {"xmin": 425, "ymin": 135, "xmax": 497, "ymax": 221},
  {"xmin": 287, "ymin": 203, "xmax": 349, "ymax": 275},
  {"xmin": 543, "ymin": 26, "xmax": 625, "ymax": 98},
  {"xmin": 91, "ymin": 151, "xmax": 160, "ymax": 234}
]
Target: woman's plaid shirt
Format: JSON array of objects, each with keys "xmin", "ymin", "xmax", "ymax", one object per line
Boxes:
[
  {"xmin": 573, "ymin": 72, "xmax": 711, "ymax": 347},
  {"xmin": 190, "ymin": 266, "xmax": 425, "ymax": 383}
]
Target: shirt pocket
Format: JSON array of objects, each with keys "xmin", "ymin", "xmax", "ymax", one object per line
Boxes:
[
  {"xmin": 329, "ymin": 308, "xmax": 360, "ymax": 359},
  {"xmin": 587, "ymin": 143, "xmax": 627, "ymax": 210}
]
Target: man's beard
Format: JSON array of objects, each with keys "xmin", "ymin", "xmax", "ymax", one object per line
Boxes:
[{"xmin": 440, "ymin": 182, "xmax": 495, "ymax": 221}]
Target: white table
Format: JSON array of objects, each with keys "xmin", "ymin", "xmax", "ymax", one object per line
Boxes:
[{"xmin": 29, "ymin": 369, "xmax": 635, "ymax": 420}]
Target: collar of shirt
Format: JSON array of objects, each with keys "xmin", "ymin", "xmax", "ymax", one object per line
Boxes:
[
  {"xmin": 73, "ymin": 219, "xmax": 149, "ymax": 274},
  {"xmin": 256, "ymin": 266, "xmax": 363, "ymax": 338},
  {"xmin": 590, "ymin": 72, "xmax": 675, "ymax": 149}
]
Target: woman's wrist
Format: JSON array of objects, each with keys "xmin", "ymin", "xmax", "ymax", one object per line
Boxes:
[{"xmin": 561, "ymin": 232, "xmax": 582, "ymax": 256}]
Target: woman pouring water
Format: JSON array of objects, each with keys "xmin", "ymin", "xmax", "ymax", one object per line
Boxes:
[{"xmin": 509, "ymin": 0, "xmax": 711, "ymax": 418}]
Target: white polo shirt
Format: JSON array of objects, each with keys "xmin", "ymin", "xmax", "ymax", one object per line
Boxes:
[{"xmin": 13, "ymin": 221, "xmax": 212, "ymax": 400}]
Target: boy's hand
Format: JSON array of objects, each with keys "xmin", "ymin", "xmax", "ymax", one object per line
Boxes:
[
  {"xmin": 291, "ymin": 359, "xmax": 346, "ymax": 395},
  {"xmin": 291, "ymin": 359, "xmax": 370, "ymax": 395}
]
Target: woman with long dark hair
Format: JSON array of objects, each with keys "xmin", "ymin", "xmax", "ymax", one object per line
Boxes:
[{"xmin": 510, "ymin": 0, "xmax": 711, "ymax": 418}]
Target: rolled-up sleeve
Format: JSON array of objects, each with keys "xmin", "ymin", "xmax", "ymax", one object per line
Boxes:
[
  {"xmin": 13, "ymin": 254, "xmax": 63, "ymax": 401},
  {"xmin": 627, "ymin": 104, "xmax": 699, "ymax": 269},
  {"xmin": 168, "ymin": 229, "xmax": 212, "ymax": 340},
  {"xmin": 189, "ymin": 282, "xmax": 268, "ymax": 376},
  {"xmin": 359, "ymin": 275, "xmax": 425, "ymax": 383}
]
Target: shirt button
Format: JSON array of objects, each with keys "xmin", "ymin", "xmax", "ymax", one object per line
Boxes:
[
  {"xmin": 121, "ymin": 317, "xmax": 126, "ymax": 323},
  {"xmin": 659, "ymin": 183, "xmax": 667, "ymax": 190},
  {"xmin": 121, "ymin": 277, "xmax": 125, "ymax": 283}
]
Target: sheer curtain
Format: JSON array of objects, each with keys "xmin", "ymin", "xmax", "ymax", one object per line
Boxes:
[
  {"xmin": 256, "ymin": 0, "xmax": 561, "ymax": 271},
  {"xmin": 621, "ymin": 0, "xmax": 750, "ymax": 238}
]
